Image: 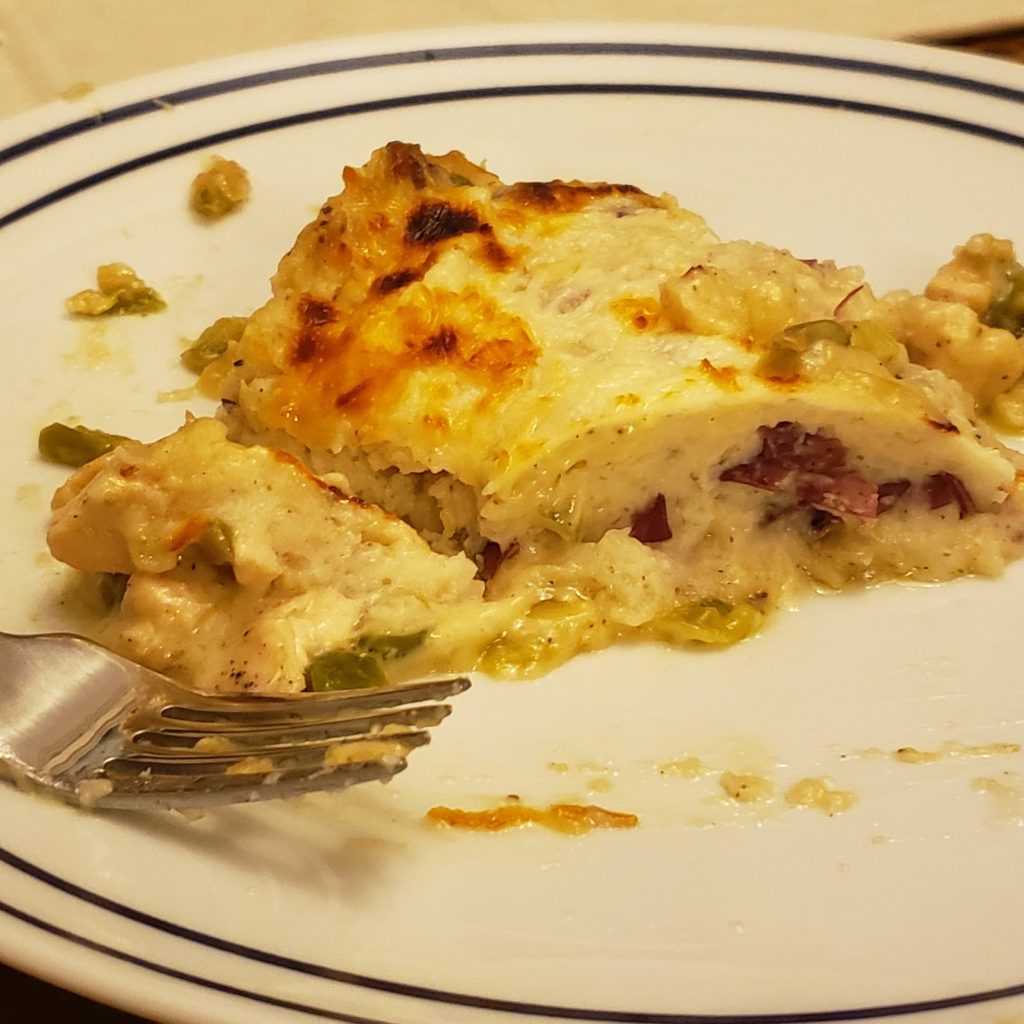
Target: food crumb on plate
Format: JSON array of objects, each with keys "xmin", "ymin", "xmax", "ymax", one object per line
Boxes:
[
  {"xmin": 784, "ymin": 776, "xmax": 857, "ymax": 816},
  {"xmin": 893, "ymin": 741, "xmax": 1020, "ymax": 764},
  {"xmin": 190, "ymin": 156, "xmax": 251, "ymax": 220},
  {"xmin": 658, "ymin": 756, "xmax": 705, "ymax": 778},
  {"xmin": 972, "ymin": 773, "xmax": 1024, "ymax": 821},
  {"xmin": 718, "ymin": 770, "xmax": 775, "ymax": 804},
  {"xmin": 65, "ymin": 262, "xmax": 166, "ymax": 318},
  {"xmin": 425, "ymin": 801, "xmax": 639, "ymax": 834}
]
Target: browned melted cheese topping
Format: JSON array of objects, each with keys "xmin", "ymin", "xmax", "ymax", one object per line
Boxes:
[
  {"xmin": 264, "ymin": 146, "xmax": 538, "ymax": 444},
  {"xmin": 610, "ymin": 296, "xmax": 662, "ymax": 332},
  {"xmin": 426, "ymin": 802, "xmax": 639, "ymax": 835},
  {"xmin": 698, "ymin": 358, "xmax": 741, "ymax": 390},
  {"xmin": 251, "ymin": 143, "xmax": 674, "ymax": 449},
  {"xmin": 502, "ymin": 179, "xmax": 647, "ymax": 213}
]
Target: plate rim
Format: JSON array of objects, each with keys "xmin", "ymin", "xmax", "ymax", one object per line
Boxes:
[
  {"xmin": 2, "ymin": 19, "xmax": 1022, "ymax": 165},
  {"xmin": 1, "ymin": 27, "xmax": 1020, "ymax": 236}
]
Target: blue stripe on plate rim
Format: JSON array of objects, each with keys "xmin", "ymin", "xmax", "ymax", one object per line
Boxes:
[
  {"xmin": 0, "ymin": 80, "xmax": 1022, "ymax": 234},
  {"xmin": 0, "ymin": 40, "xmax": 1021, "ymax": 169},
  {"xmin": 3, "ymin": 838, "xmax": 1024, "ymax": 1021},
  {"xmin": 2, "ymin": 36, "xmax": 1023, "ymax": 1024}
]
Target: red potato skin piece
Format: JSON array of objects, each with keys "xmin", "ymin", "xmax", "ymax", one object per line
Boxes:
[
  {"xmin": 480, "ymin": 540, "xmax": 520, "ymax": 580},
  {"xmin": 719, "ymin": 422, "xmax": 954, "ymax": 520},
  {"xmin": 497, "ymin": 429, "xmax": 974, "ymax": 569},
  {"xmin": 796, "ymin": 472, "xmax": 878, "ymax": 518},
  {"xmin": 629, "ymin": 493, "xmax": 672, "ymax": 543},
  {"xmin": 877, "ymin": 479, "xmax": 912, "ymax": 511},
  {"xmin": 925, "ymin": 472, "xmax": 976, "ymax": 518}
]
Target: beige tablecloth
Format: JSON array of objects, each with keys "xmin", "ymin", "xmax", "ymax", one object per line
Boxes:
[{"xmin": 2, "ymin": 0, "xmax": 1024, "ymax": 119}]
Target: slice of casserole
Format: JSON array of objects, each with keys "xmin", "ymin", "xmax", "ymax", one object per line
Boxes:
[
  {"xmin": 47, "ymin": 143, "xmax": 1024, "ymax": 688},
  {"xmin": 201, "ymin": 143, "xmax": 1024, "ymax": 671},
  {"xmin": 47, "ymin": 418, "xmax": 490, "ymax": 692}
]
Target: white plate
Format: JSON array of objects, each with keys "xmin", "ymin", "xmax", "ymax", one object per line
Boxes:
[{"xmin": 1, "ymin": 22, "xmax": 1023, "ymax": 1024}]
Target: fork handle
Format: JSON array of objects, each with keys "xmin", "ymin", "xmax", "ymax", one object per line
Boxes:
[{"xmin": 0, "ymin": 632, "xmax": 140, "ymax": 779}]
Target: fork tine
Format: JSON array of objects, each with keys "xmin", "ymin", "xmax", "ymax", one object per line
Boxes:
[
  {"xmin": 0, "ymin": 629, "xmax": 471, "ymax": 810},
  {"xmin": 130, "ymin": 702, "xmax": 452, "ymax": 752},
  {"xmin": 87, "ymin": 730, "xmax": 431, "ymax": 810},
  {"xmin": 106, "ymin": 729, "xmax": 430, "ymax": 776},
  {"xmin": 91, "ymin": 757, "xmax": 409, "ymax": 810},
  {"xmin": 156, "ymin": 676, "xmax": 471, "ymax": 726}
]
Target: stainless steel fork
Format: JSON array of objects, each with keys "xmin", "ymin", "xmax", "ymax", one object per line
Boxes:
[{"xmin": 0, "ymin": 630, "xmax": 469, "ymax": 811}]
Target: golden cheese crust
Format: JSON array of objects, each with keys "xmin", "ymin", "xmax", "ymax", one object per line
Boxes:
[
  {"xmin": 211, "ymin": 142, "xmax": 705, "ymax": 466},
  {"xmin": 236, "ymin": 145, "xmax": 662, "ymax": 436}
]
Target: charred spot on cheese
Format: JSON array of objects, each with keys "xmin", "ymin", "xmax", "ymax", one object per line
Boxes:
[
  {"xmin": 423, "ymin": 327, "xmax": 458, "ymax": 356},
  {"xmin": 386, "ymin": 142, "xmax": 429, "ymax": 188},
  {"xmin": 400, "ymin": 201, "xmax": 514, "ymax": 272},
  {"xmin": 406, "ymin": 201, "xmax": 482, "ymax": 245},
  {"xmin": 374, "ymin": 268, "xmax": 423, "ymax": 294},
  {"xmin": 508, "ymin": 181, "xmax": 560, "ymax": 208},
  {"xmin": 506, "ymin": 180, "xmax": 652, "ymax": 213},
  {"xmin": 611, "ymin": 297, "xmax": 661, "ymax": 331},
  {"xmin": 479, "ymin": 231, "xmax": 514, "ymax": 270},
  {"xmin": 335, "ymin": 380, "xmax": 370, "ymax": 410},
  {"xmin": 299, "ymin": 296, "xmax": 337, "ymax": 326},
  {"xmin": 289, "ymin": 287, "xmax": 538, "ymax": 428},
  {"xmin": 291, "ymin": 295, "xmax": 339, "ymax": 365}
]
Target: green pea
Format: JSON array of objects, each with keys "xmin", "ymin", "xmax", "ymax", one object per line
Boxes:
[
  {"xmin": 38, "ymin": 422, "xmax": 133, "ymax": 467},
  {"xmin": 779, "ymin": 319, "xmax": 851, "ymax": 348},
  {"xmin": 97, "ymin": 572, "xmax": 129, "ymax": 609},
  {"xmin": 190, "ymin": 158, "xmax": 251, "ymax": 220},
  {"xmin": 197, "ymin": 521, "xmax": 234, "ymax": 566},
  {"xmin": 355, "ymin": 630, "xmax": 428, "ymax": 661},
  {"xmin": 756, "ymin": 319, "xmax": 852, "ymax": 380},
  {"xmin": 180, "ymin": 316, "xmax": 247, "ymax": 374},
  {"xmin": 983, "ymin": 264, "xmax": 1024, "ymax": 338},
  {"xmin": 305, "ymin": 650, "xmax": 386, "ymax": 691},
  {"xmin": 65, "ymin": 263, "xmax": 166, "ymax": 317}
]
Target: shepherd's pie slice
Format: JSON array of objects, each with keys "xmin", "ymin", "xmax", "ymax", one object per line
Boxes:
[
  {"xmin": 47, "ymin": 143, "xmax": 1024, "ymax": 688},
  {"xmin": 48, "ymin": 418, "xmax": 492, "ymax": 691}
]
